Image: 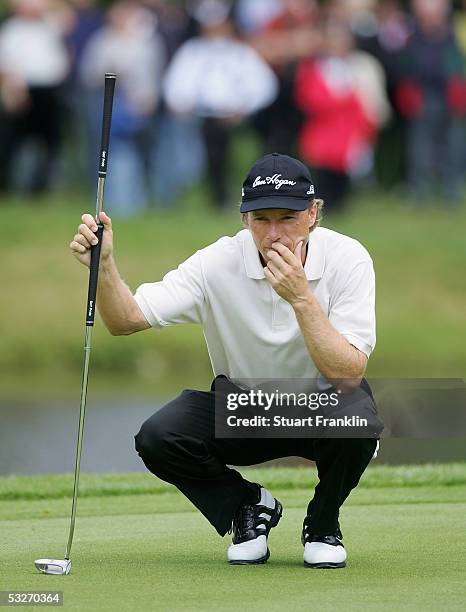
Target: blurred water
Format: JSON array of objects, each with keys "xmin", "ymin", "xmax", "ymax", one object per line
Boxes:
[
  {"xmin": 0, "ymin": 402, "xmax": 465, "ymax": 475},
  {"xmin": 0, "ymin": 401, "xmax": 159, "ymax": 476}
]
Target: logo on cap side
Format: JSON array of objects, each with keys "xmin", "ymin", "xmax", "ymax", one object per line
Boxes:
[
  {"xmin": 306, "ymin": 185, "xmax": 315, "ymax": 195},
  {"xmin": 253, "ymin": 174, "xmax": 297, "ymax": 191}
]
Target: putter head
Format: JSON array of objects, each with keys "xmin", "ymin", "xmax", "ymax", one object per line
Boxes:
[{"xmin": 34, "ymin": 559, "xmax": 71, "ymax": 575}]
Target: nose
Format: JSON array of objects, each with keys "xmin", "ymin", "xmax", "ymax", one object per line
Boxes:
[{"xmin": 267, "ymin": 222, "xmax": 282, "ymax": 243}]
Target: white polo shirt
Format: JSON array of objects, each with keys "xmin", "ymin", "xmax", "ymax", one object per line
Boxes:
[{"xmin": 134, "ymin": 227, "xmax": 376, "ymax": 384}]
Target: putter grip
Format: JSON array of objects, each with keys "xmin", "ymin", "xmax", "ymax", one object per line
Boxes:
[
  {"xmin": 86, "ymin": 224, "xmax": 104, "ymax": 326},
  {"xmin": 99, "ymin": 74, "xmax": 116, "ymax": 176}
]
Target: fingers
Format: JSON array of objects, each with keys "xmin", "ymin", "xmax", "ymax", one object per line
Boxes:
[
  {"xmin": 266, "ymin": 260, "xmax": 282, "ymax": 279},
  {"xmin": 267, "ymin": 249, "xmax": 291, "ymax": 274},
  {"xmin": 77, "ymin": 223, "xmax": 99, "ymax": 246},
  {"xmin": 73, "ymin": 233, "xmax": 92, "ymax": 250},
  {"xmin": 271, "ymin": 241, "xmax": 304, "ymax": 266},
  {"xmin": 264, "ymin": 266, "xmax": 278, "ymax": 286},
  {"xmin": 81, "ymin": 213, "xmax": 98, "ymax": 232},
  {"xmin": 70, "ymin": 239, "xmax": 87, "ymax": 255},
  {"xmin": 294, "ymin": 241, "xmax": 304, "ymax": 262},
  {"xmin": 81, "ymin": 211, "xmax": 113, "ymax": 232},
  {"xmin": 71, "ymin": 211, "xmax": 113, "ymax": 262},
  {"xmin": 271, "ymin": 242, "xmax": 296, "ymax": 265},
  {"xmin": 98, "ymin": 211, "xmax": 112, "ymax": 230},
  {"xmin": 71, "ymin": 213, "xmax": 100, "ymax": 256},
  {"xmin": 78, "ymin": 211, "xmax": 112, "ymax": 246}
]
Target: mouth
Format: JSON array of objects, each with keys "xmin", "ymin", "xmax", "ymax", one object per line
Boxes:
[{"xmin": 263, "ymin": 241, "xmax": 295, "ymax": 253}]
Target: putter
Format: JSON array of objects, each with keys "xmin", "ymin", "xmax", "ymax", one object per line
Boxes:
[{"xmin": 35, "ymin": 73, "xmax": 116, "ymax": 576}]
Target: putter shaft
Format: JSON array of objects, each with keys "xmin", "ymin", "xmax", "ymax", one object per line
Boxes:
[
  {"xmin": 65, "ymin": 326, "xmax": 92, "ymax": 560},
  {"xmin": 65, "ymin": 173, "xmax": 105, "ymax": 559}
]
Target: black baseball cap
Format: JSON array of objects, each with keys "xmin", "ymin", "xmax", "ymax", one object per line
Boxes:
[{"xmin": 240, "ymin": 153, "xmax": 315, "ymax": 213}]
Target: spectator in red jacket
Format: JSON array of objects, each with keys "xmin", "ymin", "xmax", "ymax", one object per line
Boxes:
[
  {"xmin": 295, "ymin": 19, "xmax": 390, "ymax": 211},
  {"xmin": 246, "ymin": 0, "xmax": 321, "ymax": 156},
  {"xmin": 395, "ymin": 0, "xmax": 466, "ymax": 206}
]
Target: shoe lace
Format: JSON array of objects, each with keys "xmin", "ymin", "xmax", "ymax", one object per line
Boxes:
[
  {"xmin": 302, "ymin": 515, "xmax": 312, "ymax": 544},
  {"xmin": 302, "ymin": 515, "xmax": 343, "ymax": 543},
  {"xmin": 231, "ymin": 504, "xmax": 255, "ymax": 539}
]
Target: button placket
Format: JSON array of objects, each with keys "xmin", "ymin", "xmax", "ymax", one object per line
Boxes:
[{"xmin": 271, "ymin": 291, "xmax": 294, "ymax": 328}]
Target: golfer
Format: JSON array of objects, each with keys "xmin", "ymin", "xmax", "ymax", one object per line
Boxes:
[{"xmin": 70, "ymin": 153, "xmax": 379, "ymax": 569}]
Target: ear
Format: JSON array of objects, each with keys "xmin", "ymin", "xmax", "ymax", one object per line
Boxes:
[{"xmin": 242, "ymin": 212, "xmax": 249, "ymax": 227}]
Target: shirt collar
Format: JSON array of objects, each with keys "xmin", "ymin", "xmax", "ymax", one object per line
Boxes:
[
  {"xmin": 242, "ymin": 228, "xmax": 326, "ymax": 281},
  {"xmin": 304, "ymin": 227, "xmax": 326, "ymax": 280}
]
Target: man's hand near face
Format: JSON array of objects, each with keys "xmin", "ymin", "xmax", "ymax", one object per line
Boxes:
[
  {"xmin": 263, "ymin": 239, "xmax": 367, "ymax": 390},
  {"xmin": 264, "ymin": 241, "xmax": 311, "ymax": 308}
]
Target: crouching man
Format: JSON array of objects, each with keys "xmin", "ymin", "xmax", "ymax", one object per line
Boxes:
[{"xmin": 70, "ymin": 154, "xmax": 380, "ymax": 568}]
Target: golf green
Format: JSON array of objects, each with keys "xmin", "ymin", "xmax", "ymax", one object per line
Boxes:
[{"xmin": 1, "ymin": 465, "xmax": 465, "ymax": 611}]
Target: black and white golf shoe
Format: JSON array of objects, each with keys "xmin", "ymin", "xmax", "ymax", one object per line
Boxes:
[
  {"xmin": 227, "ymin": 487, "xmax": 283, "ymax": 565},
  {"xmin": 302, "ymin": 516, "xmax": 347, "ymax": 569}
]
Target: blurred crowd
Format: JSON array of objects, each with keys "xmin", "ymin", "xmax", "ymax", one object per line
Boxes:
[{"xmin": 1, "ymin": 0, "xmax": 466, "ymax": 215}]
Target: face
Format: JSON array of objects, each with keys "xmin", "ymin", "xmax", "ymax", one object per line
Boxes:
[
  {"xmin": 324, "ymin": 23, "xmax": 354, "ymax": 57},
  {"xmin": 246, "ymin": 205, "xmax": 318, "ymax": 264},
  {"xmin": 12, "ymin": 0, "xmax": 47, "ymax": 17},
  {"xmin": 411, "ymin": 0, "xmax": 449, "ymax": 29}
]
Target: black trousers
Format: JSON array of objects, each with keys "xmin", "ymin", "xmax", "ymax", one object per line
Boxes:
[
  {"xmin": 202, "ymin": 118, "xmax": 232, "ymax": 208},
  {"xmin": 134, "ymin": 378, "xmax": 377, "ymax": 537},
  {"xmin": 313, "ymin": 168, "xmax": 350, "ymax": 213},
  {"xmin": 0, "ymin": 86, "xmax": 63, "ymax": 194}
]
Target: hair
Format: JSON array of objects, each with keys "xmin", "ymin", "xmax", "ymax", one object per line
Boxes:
[{"xmin": 241, "ymin": 199, "xmax": 325, "ymax": 233}]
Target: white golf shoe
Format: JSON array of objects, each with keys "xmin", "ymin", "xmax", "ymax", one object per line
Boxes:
[
  {"xmin": 302, "ymin": 516, "xmax": 347, "ymax": 569},
  {"xmin": 227, "ymin": 487, "xmax": 282, "ymax": 565}
]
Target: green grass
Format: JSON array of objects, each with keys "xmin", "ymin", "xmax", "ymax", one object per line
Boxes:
[
  {"xmin": 2, "ymin": 463, "xmax": 466, "ymax": 501},
  {"xmin": 1, "ymin": 188, "xmax": 465, "ymax": 401},
  {"xmin": 1, "ymin": 464, "xmax": 466, "ymax": 611}
]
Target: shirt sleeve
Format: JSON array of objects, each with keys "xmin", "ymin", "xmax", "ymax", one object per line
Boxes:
[
  {"xmin": 163, "ymin": 40, "xmax": 202, "ymax": 114},
  {"xmin": 328, "ymin": 258, "xmax": 376, "ymax": 358},
  {"xmin": 236, "ymin": 45, "xmax": 278, "ymax": 115},
  {"xmin": 133, "ymin": 251, "xmax": 206, "ymax": 327}
]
